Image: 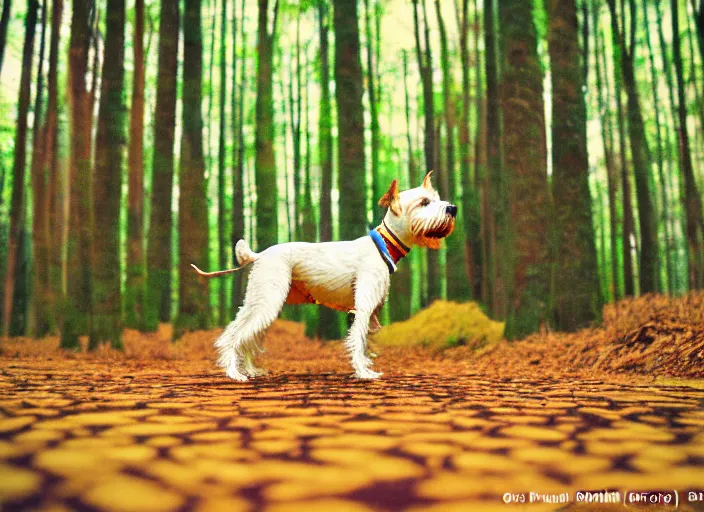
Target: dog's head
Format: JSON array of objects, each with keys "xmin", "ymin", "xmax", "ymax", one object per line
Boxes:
[{"xmin": 378, "ymin": 171, "xmax": 456, "ymax": 250}]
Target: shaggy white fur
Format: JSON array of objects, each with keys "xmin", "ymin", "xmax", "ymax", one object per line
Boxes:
[{"xmin": 194, "ymin": 172, "xmax": 456, "ymax": 381}]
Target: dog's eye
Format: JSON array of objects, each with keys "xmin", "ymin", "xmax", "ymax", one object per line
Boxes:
[{"xmin": 420, "ymin": 198, "xmax": 430, "ymax": 207}]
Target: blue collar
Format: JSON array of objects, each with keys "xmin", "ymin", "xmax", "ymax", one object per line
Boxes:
[{"xmin": 369, "ymin": 229, "xmax": 397, "ymax": 274}]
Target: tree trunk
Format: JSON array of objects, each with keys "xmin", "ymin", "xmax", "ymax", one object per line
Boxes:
[
  {"xmin": 435, "ymin": 0, "xmax": 454, "ymax": 203},
  {"xmin": 456, "ymin": 0, "xmax": 482, "ymax": 302},
  {"xmin": 146, "ymin": 0, "xmax": 179, "ymax": 330},
  {"xmin": 175, "ymin": 0, "xmax": 210, "ymax": 337},
  {"xmin": 0, "ymin": 0, "xmax": 11, "ymax": 76},
  {"xmin": 288, "ymin": 18, "xmax": 302, "ymax": 241},
  {"xmin": 609, "ymin": 1, "xmax": 635, "ymax": 297},
  {"xmin": 301, "ymin": 46, "xmax": 319, "ymax": 336},
  {"xmin": 10, "ymin": 214, "xmax": 30, "ymax": 335},
  {"xmin": 3, "ymin": 0, "xmax": 38, "ymax": 337},
  {"xmin": 642, "ymin": 0, "xmax": 673, "ymax": 294},
  {"xmin": 436, "ymin": 118, "xmax": 445, "ymax": 199},
  {"xmin": 279, "ymin": 55, "xmax": 294, "ymax": 243},
  {"xmin": 656, "ymin": 0, "xmax": 684, "ymax": 293},
  {"xmin": 616, "ymin": 80, "xmax": 635, "ymax": 297},
  {"xmin": 596, "ymin": 180, "xmax": 609, "ymax": 298},
  {"xmin": 693, "ymin": 1, "xmax": 703, "ymax": 103},
  {"xmin": 62, "ymin": 0, "xmax": 94, "ymax": 348},
  {"xmin": 255, "ymin": 0, "xmax": 279, "ymax": 250},
  {"xmin": 389, "ymin": 49, "xmax": 414, "ymax": 323},
  {"xmin": 413, "ymin": 0, "xmax": 440, "ymax": 304},
  {"xmin": 686, "ymin": 13, "xmax": 704, "ymax": 141},
  {"xmin": 593, "ymin": 0, "xmax": 620, "ymax": 301},
  {"xmin": 413, "ymin": 0, "xmax": 434, "ymax": 185},
  {"xmin": 607, "ymin": 0, "xmax": 659, "ymax": 294},
  {"xmin": 216, "ymin": 0, "xmax": 227, "ymax": 324},
  {"xmin": 91, "ymin": 0, "xmax": 125, "ymax": 349},
  {"xmin": 334, "ymin": 0, "xmax": 366, "ymax": 244},
  {"xmin": 364, "ymin": 0, "xmax": 381, "ymax": 224},
  {"xmin": 301, "ymin": 50, "xmax": 316, "ymax": 243},
  {"xmin": 457, "ymin": 0, "xmax": 470, "ymax": 195},
  {"xmin": 672, "ymin": 0, "xmax": 704, "ymax": 289},
  {"xmin": 474, "ymin": 0, "xmax": 488, "ymax": 306},
  {"xmin": 88, "ymin": 6, "xmax": 100, "ymax": 134},
  {"xmin": 278, "ymin": 48, "xmax": 300, "ymax": 321},
  {"xmin": 29, "ymin": 0, "xmax": 48, "ymax": 336},
  {"xmin": 231, "ymin": 0, "xmax": 246, "ymax": 313},
  {"xmin": 499, "ymin": 0, "xmax": 552, "ymax": 338},
  {"xmin": 402, "ymin": 50, "xmax": 417, "ymax": 186},
  {"xmin": 316, "ymin": 1, "xmax": 341, "ymax": 340},
  {"xmin": 477, "ymin": 100, "xmax": 490, "ymax": 308},
  {"xmin": 374, "ymin": 0, "xmax": 381, "ymax": 98},
  {"xmin": 547, "ymin": 0, "xmax": 601, "ymax": 330},
  {"xmin": 206, "ymin": 0, "xmax": 215, "ymax": 178},
  {"xmin": 126, "ymin": 0, "xmax": 146, "ymax": 330},
  {"xmin": 485, "ymin": 0, "xmax": 506, "ymax": 319},
  {"xmin": 46, "ymin": 0, "xmax": 64, "ymax": 334},
  {"xmin": 437, "ymin": 0, "xmax": 469, "ymax": 302},
  {"xmin": 249, "ymin": 156, "xmax": 256, "ymax": 241}
]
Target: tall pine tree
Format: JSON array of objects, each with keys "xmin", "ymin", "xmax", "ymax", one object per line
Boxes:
[
  {"xmin": 317, "ymin": 1, "xmax": 342, "ymax": 339},
  {"xmin": 126, "ymin": 0, "xmax": 147, "ymax": 329},
  {"xmin": 175, "ymin": 0, "xmax": 210, "ymax": 337},
  {"xmin": 334, "ymin": 0, "xmax": 366, "ymax": 242},
  {"xmin": 146, "ymin": 0, "xmax": 179, "ymax": 330},
  {"xmin": 254, "ymin": 0, "xmax": 280, "ymax": 250},
  {"xmin": 606, "ymin": 0, "xmax": 659, "ymax": 294},
  {"xmin": 91, "ymin": 0, "xmax": 126, "ymax": 349},
  {"xmin": 499, "ymin": 0, "xmax": 552, "ymax": 338},
  {"xmin": 548, "ymin": 0, "xmax": 601, "ymax": 329},
  {"xmin": 3, "ymin": 0, "xmax": 38, "ymax": 337},
  {"xmin": 61, "ymin": 0, "xmax": 93, "ymax": 349}
]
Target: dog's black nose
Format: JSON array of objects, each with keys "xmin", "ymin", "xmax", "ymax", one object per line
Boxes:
[{"xmin": 446, "ymin": 204, "xmax": 458, "ymax": 218}]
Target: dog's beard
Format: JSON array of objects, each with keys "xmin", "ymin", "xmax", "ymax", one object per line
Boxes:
[{"xmin": 412, "ymin": 216, "xmax": 455, "ymax": 249}]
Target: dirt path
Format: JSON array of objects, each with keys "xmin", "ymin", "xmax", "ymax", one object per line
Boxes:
[{"xmin": 1, "ymin": 343, "xmax": 703, "ymax": 511}]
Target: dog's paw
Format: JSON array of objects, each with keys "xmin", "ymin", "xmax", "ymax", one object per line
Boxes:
[
  {"xmin": 355, "ymin": 369, "xmax": 383, "ymax": 380},
  {"xmin": 245, "ymin": 366, "xmax": 268, "ymax": 377},
  {"xmin": 225, "ymin": 365, "xmax": 249, "ymax": 382}
]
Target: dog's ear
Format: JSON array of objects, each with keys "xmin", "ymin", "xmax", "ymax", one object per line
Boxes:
[
  {"xmin": 423, "ymin": 171, "xmax": 435, "ymax": 191},
  {"xmin": 379, "ymin": 180, "xmax": 401, "ymax": 216}
]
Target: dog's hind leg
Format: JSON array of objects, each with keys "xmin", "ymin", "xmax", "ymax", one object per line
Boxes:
[{"xmin": 214, "ymin": 260, "xmax": 292, "ymax": 381}]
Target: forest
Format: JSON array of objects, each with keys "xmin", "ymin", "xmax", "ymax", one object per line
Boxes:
[{"xmin": 0, "ymin": 0, "xmax": 702, "ymax": 349}]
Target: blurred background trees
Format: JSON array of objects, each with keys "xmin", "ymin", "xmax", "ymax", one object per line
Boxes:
[{"xmin": 0, "ymin": 0, "xmax": 702, "ymax": 347}]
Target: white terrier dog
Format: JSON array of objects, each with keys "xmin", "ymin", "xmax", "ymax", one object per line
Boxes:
[{"xmin": 192, "ymin": 171, "xmax": 456, "ymax": 381}]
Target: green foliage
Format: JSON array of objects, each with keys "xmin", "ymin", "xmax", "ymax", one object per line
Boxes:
[
  {"xmin": 374, "ymin": 300, "xmax": 504, "ymax": 351},
  {"xmin": 444, "ymin": 334, "xmax": 467, "ymax": 349}
]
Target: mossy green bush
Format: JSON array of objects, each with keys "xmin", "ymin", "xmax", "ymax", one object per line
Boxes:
[{"xmin": 374, "ymin": 300, "xmax": 504, "ymax": 352}]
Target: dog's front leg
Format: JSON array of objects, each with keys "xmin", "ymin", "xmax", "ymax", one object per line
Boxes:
[{"xmin": 345, "ymin": 272, "xmax": 387, "ymax": 379}]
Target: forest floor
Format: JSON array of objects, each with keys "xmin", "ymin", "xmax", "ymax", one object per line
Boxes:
[{"xmin": 0, "ymin": 293, "xmax": 703, "ymax": 511}]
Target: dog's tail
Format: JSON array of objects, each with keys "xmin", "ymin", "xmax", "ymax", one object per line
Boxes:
[{"xmin": 190, "ymin": 240, "xmax": 259, "ymax": 279}]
